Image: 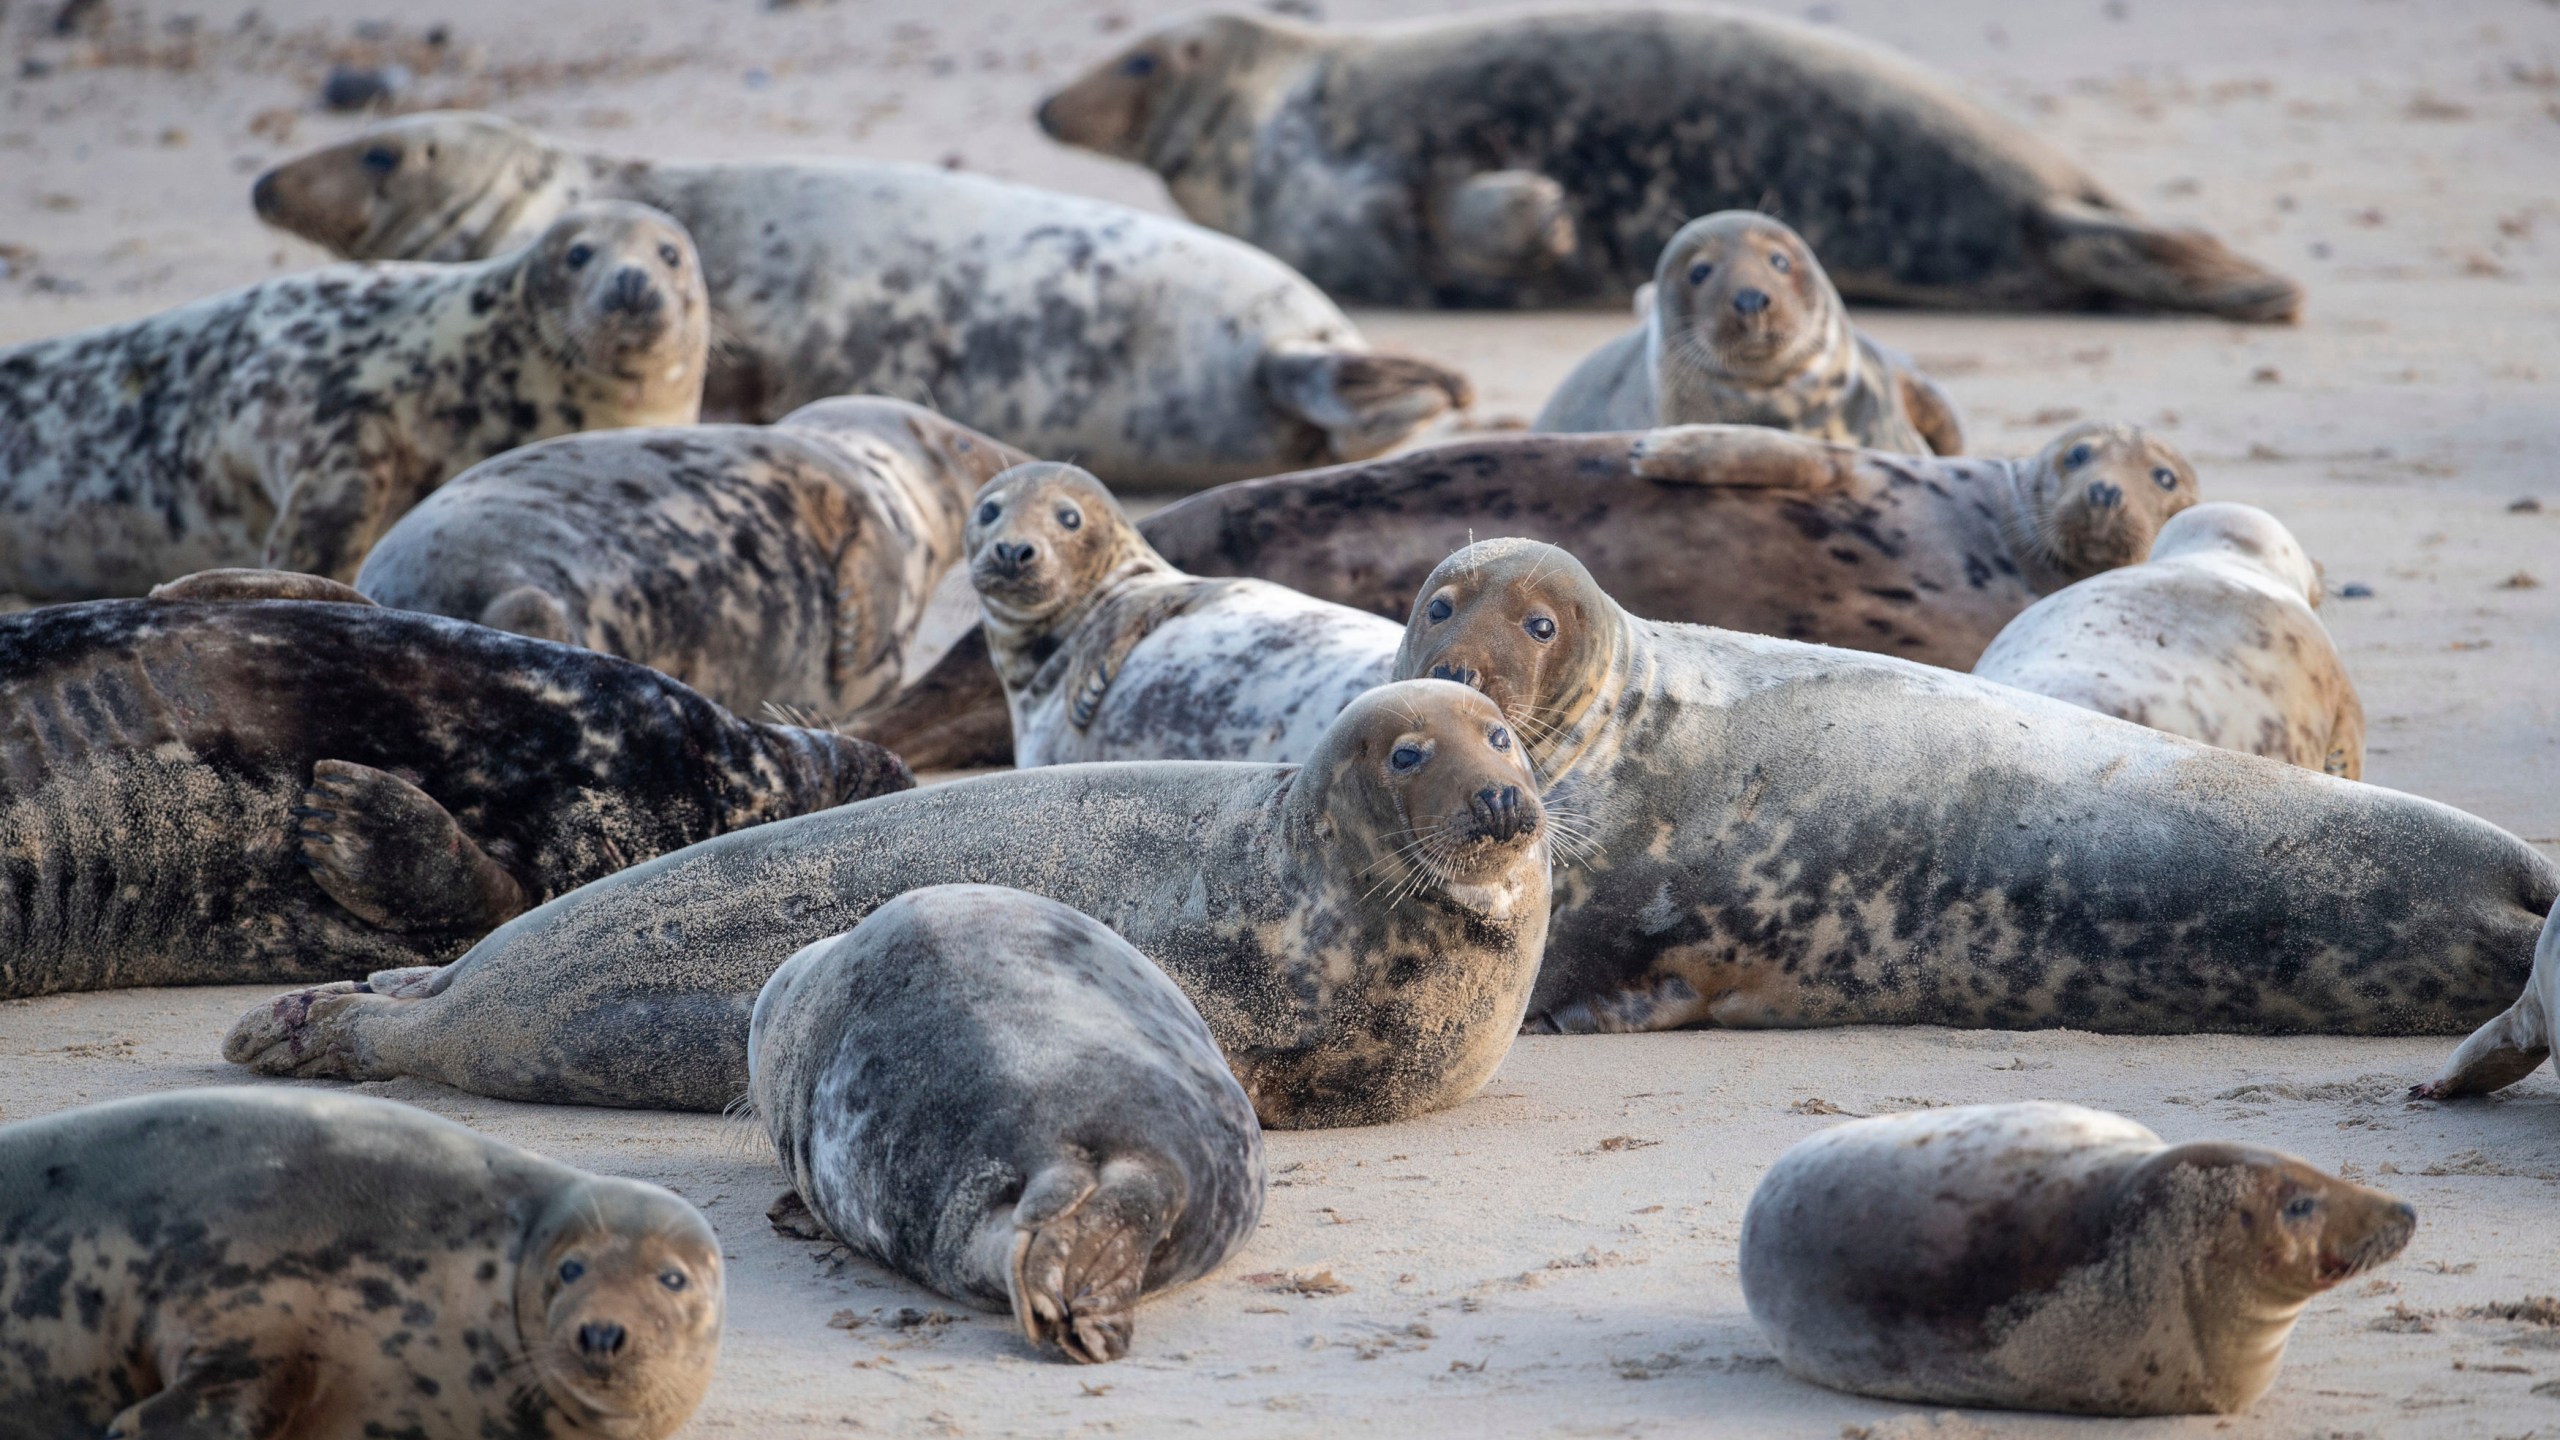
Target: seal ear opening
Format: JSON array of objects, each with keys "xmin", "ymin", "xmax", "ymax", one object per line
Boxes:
[
  {"xmin": 1259, "ymin": 343, "xmax": 1475, "ymax": 463},
  {"xmin": 1007, "ymin": 1156, "xmax": 1175, "ymax": 1364},
  {"xmin": 2028, "ymin": 198, "xmax": 2304, "ymax": 323},
  {"xmin": 150, "ymin": 568, "xmax": 377, "ymax": 606}
]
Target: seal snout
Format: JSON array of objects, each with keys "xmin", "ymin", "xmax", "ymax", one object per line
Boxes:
[
  {"xmin": 1468, "ymin": 782, "xmax": 1535, "ymax": 843},
  {"xmin": 578, "ymin": 1320, "xmax": 628, "ymax": 1357},
  {"xmin": 602, "ymin": 264, "xmax": 662, "ymax": 317},
  {"xmin": 2086, "ymin": 479, "xmax": 2123, "ymax": 510},
  {"xmin": 251, "ymin": 168, "xmax": 283, "ymax": 220},
  {"xmin": 1731, "ymin": 286, "xmax": 1771, "ymax": 316},
  {"xmin": 1428, "ymin": 661, "xmax": 1479, "ymax": 688},
  {"xmin": 2323, "ymin": 1197, "xmax": 2418, "ymax": 1284}
]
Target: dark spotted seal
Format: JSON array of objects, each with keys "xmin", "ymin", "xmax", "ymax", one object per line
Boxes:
[
  {"xmin": 1741, "ymin": 1102, "xmax": 2414, "ymax": 1414},
  {"xmin": 857, "ymin": 420, "xmax": 2197, "ymax": 769},
  {"xmin": 252, "ymin": 112, "xmax": 1473, "ymax": 488},
  {"xmin": 2417, "ymin": 906, "xmax": 2560, "ymax": 1102},
  {"xmin": 970, "ymin": 462, "xmax": 1398, "ymax": 765},
  {"xmin": 751, "ymin": 884, "xmax": 1264, "ymax": 1362},
  {"xmin": 225, "ymin": 680, "xmax": 1549, "ymax": 1129},
  {"xmin": 0, "ymin": 202, "xmax": 706, "ymax": 599},
  {"xmin": 1395, "ymin": 538, "xmax": 2556, "ymax": 1035},
  {"xmin": 0, "ymin": 571, "xmax": 909, "ymax": 1000},
  {"xmin": 356, "ymin": 397, "xmax": 1030, "ymax": 722},
  {"xmin": 1976, "ymin": 502, "xmax": 2363, "ymax": 778},
  {"xmin": 0, "ymin": 1087, "xmax": 722, "ymax": 1438},
  {"xmin": 1036, "ymin": 9, "xmax": 2304, "ymax": 319},
  {"xmin": 1535, "ymin": 213, "xmax": 1964, "ymax": 455}
]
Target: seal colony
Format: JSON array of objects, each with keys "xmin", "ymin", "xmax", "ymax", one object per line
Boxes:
[
  {"xmin": 1395, "ymin": 539, "xmax": 2556, "ymax": 1035},
  {"xmin": 357, "ymin": 397, "xmax": 1030, "ymax": 722},
  {"xmin": 0, "ymin": 1087, "xmax": 723, "ymax": 1439},
  {"xmin": 0, "ymin": 574, "xmax": 908, "ymax": 1000},
  {"xmin": 969, "ymin": 462, "xmax": 1399, "ymax": 765},
  {"xmin": 751, "ymin": 885, "xmax": 1265, "ymax": 1363},
  {"xmin": 1038, "ymin": 8, "xmax": 2304, "ymax": 318},
  {"xmin": 0, "ymin": 202, "xmax": 707, "ymax": 599},
  {"xmin": 252, "ymin": 112, "xmax": 1473, "ymax": 487},
  {"xmin": 227, "ymin": 681, "xmax": 1551, "ymax": 1129},
  {"xmin": 1741, "ymin": 1103, "xmax": 2415, "ymax": 1414}
]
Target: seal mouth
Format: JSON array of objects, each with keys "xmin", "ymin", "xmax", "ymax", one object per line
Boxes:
[
  {"xmin": 2317, "ymin": 1202, "xmax": 2417, "ymax": 1286},
  {"xmin": 970, "ymin": 549, "xmax": 1058, "ymax": 611}
]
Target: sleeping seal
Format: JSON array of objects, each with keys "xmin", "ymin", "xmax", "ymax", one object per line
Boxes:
[
  {"xmin": 356, "ymin": 397, "xmax": 1030, "ymax": 721},
  {"xmin": 1741, "ymin": 1103, "xmax": 2413, "ymax": 1414},
  {"xmin": 0, "ymin": 1087, "xmax": 721, "ymax": 1439},
  {"xmin": 751, "ymin": 885, "xmax": 1264, "ymax": 1363},
  {"xmin": 251, "ymin": 111, "xmax": 1473, "ymax": 487},
  {"xmin": 1535, "ymin": 213, "xmax": 1963, "ymax": 456},
  {"xmin": 226, "ymin": 680, "xmax": 1550, "ymax": 1129},
  {"xmin": 0, "ymin": 571, "xmax": 909, "ymax": 1000},
  {"xmin": 2417, "ymin": 906, "xmax": 2560, "ymax": 1102},
  {"xmin": 1395, "ymin": 538, "xmax": 2555, "ymax": 1035},
  {"xmin": 1036, "ymin": 8, "xmax": 2304, "ymax": 319},
  {"xmin": 1975, "ymin": 502, "xmax": 2363, "ymax": 777},
  {"xmin": 857, "ymin": 420, "xmax": 2196, "ymax": 769},
  {"xmin": 0, "ymin": 202, "xmax": 706, "ymax": 598},
  {"xmin": 969, "ymin": 462, "xmax": 1398, "ymax": 765}
]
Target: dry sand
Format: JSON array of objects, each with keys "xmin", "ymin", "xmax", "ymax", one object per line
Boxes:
[{"xmin": 3, "ymin": 0, "xmax": 2556, "ymax": 1435}]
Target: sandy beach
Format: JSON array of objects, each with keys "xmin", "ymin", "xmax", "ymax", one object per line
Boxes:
[{"xmin": 3, "ymin": 0, "xmax": 2555, "ymax": 1434}]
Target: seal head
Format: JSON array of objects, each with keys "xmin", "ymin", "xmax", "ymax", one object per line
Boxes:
[
  {"xmin": 1652, "ymin": 211, "xmax": 1843, "ymax": 392},
  {"xmin": 2146, "ymin": 501, "xmax": 2322, "ymax": 607},
  {"xmin": 1035, "ymin": 14, "xmax": 1301, "ymax": 172},
  {"xmin": 514, "ymin": 201, "xmax": 709, "ymax": 398},
  {"xmin": 254, "ymin": 110, "xmax": 553, "ymax": 260},
  {"xmin": 1396, "ymin": 539, "xmax": 1630, "ymax": 781},
  {"xmin": 2007, "ymin": 420, "xmax": 2198, "ymax": 585},
  {"xmin": 966, "ymin": 462, "xmax": 1164, "ymax": 633},
  {"xmin": 516, "ymin": 1176, "xmax": 725, "ymax": 1437}
]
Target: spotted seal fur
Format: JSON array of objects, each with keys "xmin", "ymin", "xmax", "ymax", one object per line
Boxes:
[{"xmin": 0, "ymin": 202, "xmax": 706, "ymax": 599}]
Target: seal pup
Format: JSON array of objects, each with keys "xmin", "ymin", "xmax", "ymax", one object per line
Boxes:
[
  {"xmin": 751, "ymin": 885, "xmax": 1265, "ymax": 1363},
  {"xmin": 855, "ymin": 420, "xmax": 2198, "ymax": 769},
  {"xmin": 1535, "ymin": 212, "xmax": 1963, "ymax": 456},
  {"xmin": 226, "ymin": 680, "xmax": 1549, "ymax": 1128},
  {"xmin": 1741, "ymin": 1103, "xmax": 2414, "ymax": 1414},
  {"xmin": 1976, "ymin": 502, "xmax": 2362, "ymax": 777},
  {"xmin": 0, "ymin": 1087, "xmax": 722, "ymax": 1438},
  {"xmin": 2416, "ymin": 906, "xmax": 2560, "ymax": 1102},
  {"xmin": 252, "ymin": 112, "xmax": 1473, "ymax": 488},
  {"xmin": 1037, "ymin": 9, "xmax": 2303, "ymax": 319},
  {"xmin": 356, "ymin": 397, "xmax": 1031, "ymax": 722},
  {"xmin": 0, "ymin": 202, "xmax": 706, "ymax": 599},
  {"xmin": 1395, "ymin": 538, "xmax": 2556, "ymax": 1035},
  {"xmin": 970, "ymin": 462, "xmax": 1399, "ymax": 765},
  {"xmin": 0, "ymin": 572, "xmax": 909, "ymax": 1000}
]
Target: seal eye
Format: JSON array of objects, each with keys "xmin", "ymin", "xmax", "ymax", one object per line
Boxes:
[
  {"xmin": 1124, "ymin": 52, "xmax": 1158, "ymax": 77},
  {"xmin": 1769, "ymin": 251, "xmax": 1792, "ymax": 273},
  {"xmin": 1426, "ymin": 596, "xmax": 1453, "ymax": 624},
  {"xmin": 975, "ymin": 500, "xmax": 999, "ymax": 525},
  {"xmin": 564, "ymin": 243, "xmax": 594, "ymax": 271},
  {"xmin": 1389, "ymin": 743, "xmax": 1427, "ymax": 772},
  {"xmin": 2282, "ymin": 1195, "xmax": 2319, "ymax": 1221},
  {"xmin": 1686, "ymin": 261, "xmax": 1714, "ymax": 286},
  {"xmin": 558, "ymin": 1259, "xmax": 586, "ymax": 1284},
  {"xmin": 1056, "ymin": 507, "xmax": 1082, "ymax": 531},
  {"xmin": 2151, "ymin": 466, "xmax": 2178, "ymax": 489},
  {"xmin": 1487, "ymin": 726, "xmax": 1511, "ymax": 751},
  {"xmin": 1524, "ymin": 615, "xmax": 1557, "ymax": 642},
  {"xmin": 657, "ymin": 242, "xmax": 682, "ymax": 267},
  {"xmin": 360, "ymin": 145, "xmax": 399, "ymax": 175},
  {"xmin": 2064, "ymin": 442, "xmax": 2092, "ymax": 469},
  {"xmin": 658, "ymin": 1270, "xmax": 689, "ymax": 1292}
]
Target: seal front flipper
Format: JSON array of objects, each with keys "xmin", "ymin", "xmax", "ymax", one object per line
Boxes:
[
  {"xmin": 1259, "ymin": 342, "xmax": 1475, "ymax": 462},
  {"xmin": 148, "ymin": 568, "xmax": 378, "ymax": 605},
  {"xmin": 1007, "ymin": 1156, "xmax": 1175, "ymax": 1364},
  {"xmin": 1432, "ymin": 170, "xmax": 1576, "ymax": 280},
  {"xmin": 478, "ymin": 583, "xmax": 578, "ymax": 645},
  {"xmin": 1894, "ymin": 369, "xmax": 1967, "ymax": 457},
  {"xmin": 107, "ymin": 1345, "xmax": 310, "ymax": 1439},
  {"xmin": 293, "ymin": 759, "xmax": 529, "ymax": 932},
  {"xmin": 2028, "ymin": 196, "xmax": 2304, "ymax": 323},
  {"xmin": 1627, "ymin": 426, "xmax": 1859, "ymax": 492}
]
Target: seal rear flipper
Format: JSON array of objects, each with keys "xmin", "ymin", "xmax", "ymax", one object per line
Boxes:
[
  {"xmin": 2028, "ymin": 197, "xmax": 2304, "ymax": 323},
  {"xmin": 1627, "ymin": 426, "xmax": 1859, "ymax": 491},
  {"xmin": 222, "ymin": 980, "xmax": 403, "ymax": 1080},
  {"xmin": 478, "ymin": 584, "xmax": 578, "ymax": 646},
  {"xmin": 2413, "ymin": 997, "xmax": 2550, "ymax": 1100},
  {"xmin": 293, "ymin": 759, "xmax": 529, "ymax": 933},
  {"xmin": 1894, "ymin": 369, "xmax": 1967, "ymax": 457},
  {"xmin": 1007, "ymin": 1156, "xmax": 1176, "ymax": 1364},
  {"xmin": 845, "ymin": 628, "xmax": 1016, "ymax": 770},
  {"xmin": 1259, "ymin": 343, "xmax": 1475, "ymax": 463},
  {"xmin": 1433, "ymin": 170, "xmax": 1576, "ymax": 280},
  {"xmin": 148, "ymin": 568, "xmax": 377, "ymax": 605}
]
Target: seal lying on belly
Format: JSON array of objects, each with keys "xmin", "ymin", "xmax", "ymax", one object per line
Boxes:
[
  {"xmin": 1535, "ymin": 212, "xmax": 1964, "ymax": 456},
  {"xmin": 0, "ymin": 1088, "xmax": 722, "ymax": 1439},
  {"xmin": 0, "ymin": 202, "xmax": 706, "ymax": 599},
  {"xmin": 0, "ymin": 572, "xmax": 909, "ymax": 1000},
  {"xmin": 225, "ymin": 680, "xmax": 1549, "ymax": 1128},
  {"xmin": 751, "ymin": 885, "xmax": 1264, "ymax": 1363},
  {"xmin": 1741, "ymin": 1103, "xmax": 2413, "ymax": 1415},
  {"xmin": 1394, "ymin": 538, "xmax": 2555, "ymax": 1035},
  {"xmin": 251, "ymin": 112, "xmax": 1473, "ymax": 488},
  {"xmin": 856, "ymin": 420, "xmax": 2196, "ymax": 769},
  {"xmin": 969, "ymin": 462, "xmax": 1398, "ymax": 765},
  {"xmin": 1036, "ymin": 8, "xmax": 2303, "ymax": 319},
  {"xmin": 1976, "ymin": 502, "xmax": 2363, "ymax": 778},
  {"xmin": 356, "ymin": 397, "xmax": 1030, "ymax": 722}
]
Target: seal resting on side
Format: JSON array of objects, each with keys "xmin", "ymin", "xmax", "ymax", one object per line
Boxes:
[
  {"xmin": 751, "ymin": 885, "xmax": 1264, "ymax": 1363},
  {"xmin": 0, "ymin": 571, "xmax": 909, "ymax": 1000},
  {"xmin": 2417, "ymin": 907, "xmax": 2560, "ymax": 1102},
  {"xmin": 252, "ymin": 111, "xmax": 1472, "ymax": 487},
  {"xmin": 1395, "ymin": 538, "xmax": 2555, "ymax": 1035},
  {"xmin": 1741, "ymin": 1103, "xmax": 2414, "ymax": 1414},
  {"xmin": 856, "ymin": 420, "xmax": 2197, "ymax": 769},
  {"xmin": 969, "ymin": 462, "xmax": 1398, "ymax": 764},
  {"xmin": 356, "ymin": 397, "xmax": 1029, "ymax": 722},
  {"xmin": 226, "ymin": 680, "xmax": 1549, "ymax": 1129},
  {"xmin": 0, "ymin": 202, "xmax": 706, "ymax": 598},
  {"xmin": 0, "ymin": 1087, "xmax": 722, "ymax": 1439},
  {"xmin": 1036, "ymin": 8, "xmax": 2303, "ymax": 319},
  {"xmin": 1976, "ymin": 502, "xmax": 2363, "ymax": 777},
  {"xmin": 1535, "ymin": 212, "xmax": 1963, "ymax": 456}
]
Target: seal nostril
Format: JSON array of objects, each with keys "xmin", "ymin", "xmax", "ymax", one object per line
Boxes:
[
  {"xmin": 2087, "ymin": 481, "xmax": 2123, "ymax": 509},
  {"xmin": 578, "ymin": 1321, "xmax": 626, "ymax": 1356},
  {"xmin": 605, "ymin": 266, "xmax": 656, "ymax": 313},
  {"xmin": 1732, "ymin": 287, "xmax": 1770, "ymax": 315}
]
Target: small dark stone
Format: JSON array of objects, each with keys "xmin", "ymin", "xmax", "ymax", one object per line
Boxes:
[
  {"xmin": 19, "ymin": 57, "xmax": 54, "ymax": 79},
  {"xmin": 424, "ymin": 23, "xmax": 450, "ymax": 45},
  {"xmin": 2510, "ymin": 497, "xmax": 2544, "ymax": 514},
  {"xmin": 321, "ymin": 63, "xmax": 409, "ymax": 111},
  {"xmin": 2339, "ymin": 583, "xmax": 2375, "ymax": 599}
]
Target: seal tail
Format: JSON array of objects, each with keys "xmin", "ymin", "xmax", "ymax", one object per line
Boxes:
[
  {"xmin": 479, "ymin": 584, "xmax": 580, "ymax": 647},
  {"xmin": 2027, "ymin": 198, "xmax": 2304, "ymax": 323},
  {"xmin": 1260, "ymin": 342, "xmax": 1475, "ymax": 463},
  {"xmin": 2414, "ymin": 907, "xmax": 2557, "ymax": 1100},
  {"xmin": 1007, "ymin": 1156, "xmax": 1176, "ymax": 1364}
]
